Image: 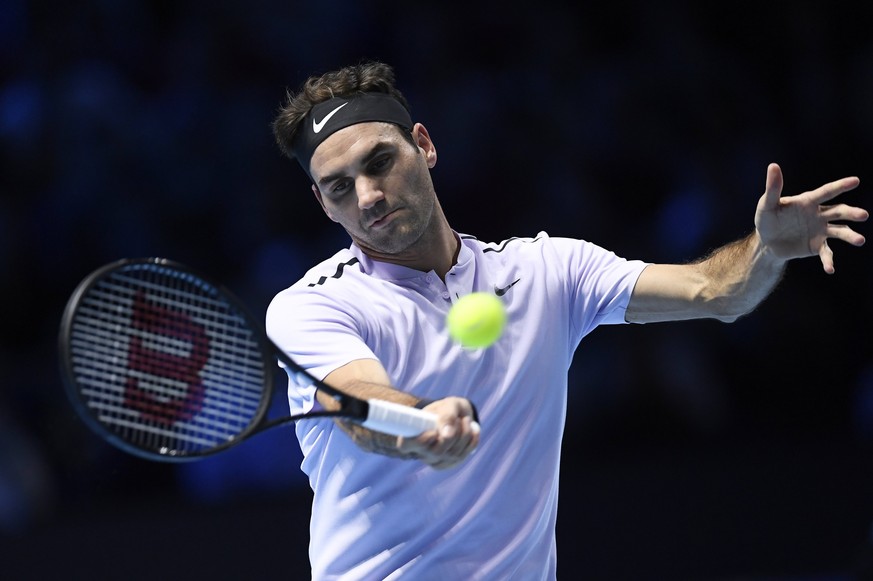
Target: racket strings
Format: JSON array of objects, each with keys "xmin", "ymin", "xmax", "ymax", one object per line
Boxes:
[{"xmin": 68, "ymin": 265, "xmax": 269, "ymax": 456}]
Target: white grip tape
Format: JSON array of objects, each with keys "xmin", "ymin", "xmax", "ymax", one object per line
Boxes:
[{"xmin": 362, "ymin": 399, "xmax": 439, "ymax": 437}]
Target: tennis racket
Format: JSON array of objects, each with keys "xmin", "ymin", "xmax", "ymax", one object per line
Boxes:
[{"xmin": 59, "ymin": 257, "xmax": 438, "ymax": 462}]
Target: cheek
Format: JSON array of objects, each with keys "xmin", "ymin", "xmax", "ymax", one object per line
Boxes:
[
  {"xmin": 319, "ymin": 200, "xmax": 341, "ymax": 223},
  {"xmin": 324, "ymin": 200, "xmax": 359, "ymax": 226}
]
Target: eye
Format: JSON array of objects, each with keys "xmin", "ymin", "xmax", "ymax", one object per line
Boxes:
[
  {"xmin": 369, "ymin": 155, "xmax": 392, "ymax": 174},
  {"xmin": 331, "ymin": 179, "xmax": 352, "ymax": 196}
]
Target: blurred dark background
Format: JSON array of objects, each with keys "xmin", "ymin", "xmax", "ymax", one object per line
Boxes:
[{"xmin": 2, "ymin": 1, "xmax": 873, "ymax": 579}]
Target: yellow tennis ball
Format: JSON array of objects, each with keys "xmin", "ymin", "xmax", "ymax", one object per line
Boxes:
[{"xmin": 446, "ymin": 292, "xmax": 507, "ymax": 349}]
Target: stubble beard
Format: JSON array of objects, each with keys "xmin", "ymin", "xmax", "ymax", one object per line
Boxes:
[
  {"xmin": 357, "ymin": 195, "xmax": 436, "ymax": 257},
  {"xmin": 356, "ymin": 161, "xmax": 441, "ymax": 256}
]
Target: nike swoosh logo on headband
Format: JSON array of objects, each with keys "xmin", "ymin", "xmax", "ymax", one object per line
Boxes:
[{"xmin": 312, "ymin": 102, "xmax": 349, "ymax": 133}]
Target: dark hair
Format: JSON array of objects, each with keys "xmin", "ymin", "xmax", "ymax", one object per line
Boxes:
[{"xmin": 272, "ymin": 61, "xmax": 412, "ymax": 160}]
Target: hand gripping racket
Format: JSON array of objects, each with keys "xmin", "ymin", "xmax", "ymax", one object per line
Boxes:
[{"xmin": 58, "ymin": 257, "xmax": 438, "ymax": 462}]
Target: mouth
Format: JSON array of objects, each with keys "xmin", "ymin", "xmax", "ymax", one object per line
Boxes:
[{"xmin": 369, "ymin": 208, "xmax": 401, "ymax": 229}]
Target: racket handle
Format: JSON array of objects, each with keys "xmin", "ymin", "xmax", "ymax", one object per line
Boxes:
[{"xmin": 362, "ymin": 399, "xmax": 439, "ymax": 437}]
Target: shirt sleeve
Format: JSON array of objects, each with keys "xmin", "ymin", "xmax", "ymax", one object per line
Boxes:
[
  {"xmin": 266, "ymin": 286, "xmax": 377, "ymax": 414},
  {"xmin": 545, "ymin": 235, "xmax": 649, "ymax": 340}
]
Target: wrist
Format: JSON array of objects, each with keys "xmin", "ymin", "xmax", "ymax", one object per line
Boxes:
[
  {"xmin": 413, "ymin": 398, "xmax": 436, "ymax": 410},
  {"xmin": 751, "ymin": 229, "xmax": 788, "ymax": 270}
]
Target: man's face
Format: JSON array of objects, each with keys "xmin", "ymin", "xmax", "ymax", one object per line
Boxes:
[{"xmin": 309, "ymin": 122, "xmax": 438, "ymax": 256}]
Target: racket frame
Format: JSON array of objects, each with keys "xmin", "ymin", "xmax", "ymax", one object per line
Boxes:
[{"xmin": 58, "ymin": 257, "xmax": 369, "ymax": 462}]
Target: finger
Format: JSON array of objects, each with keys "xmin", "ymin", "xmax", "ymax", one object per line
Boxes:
[
  {"xmin": 433, "ymin": 429, "xmax": 462, "ymax": 458},
  {"xmin": 819, "ymin": 241, "xmax": 835, "ymax": 274},
  {"xmin": 443, "ymin": 417, "xmax": 476, "ymax": 458},
  {"xmin": 468, "ymin": 420, "xmax": 480, "ymax": 451},
  {"xmin": 464, "ymin": 421, "xmax": 480, "ymax": 458},
  {"xmin": 761, "ymin": 163, "xmax": 784, "ymax": 211},
  {"xmin": 429, "ymin": 458, "xmax": 461, "ymax": 470},
  {"xmin": 438, "ymin": 419, "xmax": 457, "ymax": 440},
  {"xmin": 807, "ymin": 176, "xmax": 861, "ymax": 204},
  {"xmin": 819, "ymin": 203, "xmax": 870, "ymax": 223},
  {"xmin": 430, "ymin": 420, "xmax": 480, "ymax": 466},
  {"xmin": 422, "ymin": 421, "xmax": 456, "ymax": 457},
  {"xmin": 404, "ymin": 429, "xmax": 438, "ymax": 456},
  {"xmin": 427, "ymin": 439, "xmax": 480, "ymax": 470},
  {"xmin": 827, "ymin": 223, "xmax": 867, "ymax": 247},
  {"xmin": 426, "ymin": 440, "xmax": 463, "ymax": 468}
]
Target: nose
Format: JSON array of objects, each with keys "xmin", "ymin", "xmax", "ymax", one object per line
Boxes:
[{"xmin": 356, "ymin": 177, "xmax": 385, "ymax": 210}]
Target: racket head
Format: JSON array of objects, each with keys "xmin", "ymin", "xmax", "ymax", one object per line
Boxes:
[{"xmin": 59, "ymin": 258, "xmax": 275, "ymax": 462}]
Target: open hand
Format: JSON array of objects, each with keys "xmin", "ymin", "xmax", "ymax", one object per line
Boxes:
[{"xmin": 755, "ymin": 163, "xmax": 868, "ymax": 273}]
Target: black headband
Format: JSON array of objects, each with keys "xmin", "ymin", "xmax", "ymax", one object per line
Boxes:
[{"xmin": 291, "ymin": 93, "xmax": 413, "ymax": 176}]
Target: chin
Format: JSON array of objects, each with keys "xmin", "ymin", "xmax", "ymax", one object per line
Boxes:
[{"xmin": 360, "ymin": 226, "xmax": 421, "ymax": 256}]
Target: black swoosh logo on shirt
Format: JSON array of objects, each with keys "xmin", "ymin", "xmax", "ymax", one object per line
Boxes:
[{"xmin": 494, "ymin": 278, "xmax": 521, "ymax": 296}]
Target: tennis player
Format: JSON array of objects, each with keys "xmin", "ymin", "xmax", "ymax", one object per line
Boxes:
[{"xmin": 267, "ymin": 61, "xmax": 867, "ymax": 579}]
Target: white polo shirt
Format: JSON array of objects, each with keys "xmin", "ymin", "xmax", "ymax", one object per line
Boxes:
[{"xmin": 266, "ymin": 232, "xmax": 648, "ymax": 580}]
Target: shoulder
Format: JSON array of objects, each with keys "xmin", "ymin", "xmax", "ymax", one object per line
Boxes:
[
  {"xmin": 291, "ymin": 248, "xmax": 365, "ymax": 291},
  {"xmin": 266, "ymin": 249, "xmax": 370, "ymax": 327},
  {"xmin": 460, "ymin": 231, "xmax": 601, "ymax": 265},
  {"xmin": 459, "ymin": 232, "xmax": 551, "ymax": 258}
]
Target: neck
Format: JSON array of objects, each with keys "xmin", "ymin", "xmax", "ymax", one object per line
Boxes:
[{"xmin": 358, "ymin": 204, "xmax": 459, "ymax": 280}]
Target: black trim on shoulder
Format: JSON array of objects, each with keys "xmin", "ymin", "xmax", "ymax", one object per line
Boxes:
[
  {"xmin": 482, "ymin": 235, "xmax": 544, "ymax": 254},
  {"xmin": 307, "ymin": 257, "xmax": 360, "ymax": 287}
]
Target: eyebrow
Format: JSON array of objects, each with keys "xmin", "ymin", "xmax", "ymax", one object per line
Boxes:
[{"xmin": 316, "ymin": 142, "xmax": 395, "ymax": 189}]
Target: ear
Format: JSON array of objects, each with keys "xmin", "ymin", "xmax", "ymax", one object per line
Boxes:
[
  {"xmin": 412, "ymin": 123, "xmax": 437, "ymax": 169},
  {"xmin": 312, "ymin": 184, "xmax": 339, "ymax": 222}
]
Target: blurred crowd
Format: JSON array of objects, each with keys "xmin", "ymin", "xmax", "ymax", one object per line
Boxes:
[{"xmin": 1, "ymin": 1, "xmax": 872, "ymax": 578}]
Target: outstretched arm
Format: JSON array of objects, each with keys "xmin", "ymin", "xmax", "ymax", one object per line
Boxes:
[{"xmin": 626, "ymin": 163, "xmax": 867, "ymax": 324}]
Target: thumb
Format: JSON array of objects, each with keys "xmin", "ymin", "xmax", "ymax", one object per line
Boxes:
[{"xmin": 761, "ymin": 163, "xmax": 784, "ymax": 210}]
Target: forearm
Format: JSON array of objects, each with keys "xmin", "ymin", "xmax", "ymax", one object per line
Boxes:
[
  {"xmin": 627, "ymin": 231, "xmax": 786, "ymax": 323},
  {"xmin": 317, "ymin": 377, "xmax": 425, "ymax": 459},
  {"xmin": 316, "ymin": 359, "xmax": 479, "ymax": 467},
  {"xmin": 693, "ymin": 230, "xmax": 786, "ymax": 321}
]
